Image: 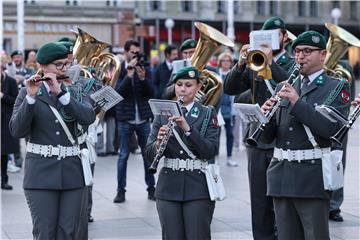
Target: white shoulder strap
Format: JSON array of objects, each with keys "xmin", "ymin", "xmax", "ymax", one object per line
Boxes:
[
  {"xmin": 172, "ymin": 128, "xmax": 197, "ymax": 159},
  {"xmin": 49, "ymin": 105, "xmax": 76, "ymax": 145},
  {"xmin": 302, "ymin": 124, "xmax": 319, "ymax": 148}
]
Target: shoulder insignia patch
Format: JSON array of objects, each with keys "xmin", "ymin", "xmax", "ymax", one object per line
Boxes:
[{"xmin": 341, "ymin": 90, "xmax": 350, "ymax": 103}]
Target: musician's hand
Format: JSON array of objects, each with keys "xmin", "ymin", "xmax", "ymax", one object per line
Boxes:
[
  {"xmin": 260, "ymin": 44, "xmax": 273, "ymax": 66},
  {"xmin": 135, "ymin": 65, "xmax": 145, "ymax": 81},
  {"xmin": 238, "ymin": 44, "xmax": 250, "ymax": 66},
  {"xmin": 351, "ymin": 93, "xmax": 360, "ymax": 106},
  {"xmin": 261, "ymin": 98, "xmax": 276, "ymax": 114},
  {"xmin": 45, "ymin": 73, "xmax": 62, "ymax": 95},
  {"xmin": 277, "ymin": 82, "xmax": 299, "ymax": 105},
  {"xmin": 25, "ymin": 75, "xmax": 42, "ymax": 98},
  {"xmin": 15, "ymin": 74, "xmax": 24, "ymax": 84},
  {"xmin": 156, "ymin": 125, "xmax": 169, "ymax": 149},
  {"xmin": 170, "ymin": 116, "xmax": 191, "ymax": 132}
]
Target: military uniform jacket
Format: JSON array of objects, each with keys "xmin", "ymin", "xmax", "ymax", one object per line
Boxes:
[
  {"xmin": 224, "ymin": 52, "xmax": 294, "ymax": 148},
  {"xmin": 9, "ymin": 84, "xmax": 96, "ymax": 190},
  {"xmin": 144, "ymin": 101, "xmax": 220, "ymax": 201},
  {"xmin": 261, "ymin": 72, "xmax": 350, "ymax": 199}
]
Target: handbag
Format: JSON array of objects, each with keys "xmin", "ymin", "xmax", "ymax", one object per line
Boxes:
[
  {"xmin": 173, "ymin": 126, "xmax": 226, "ymax": 201},
  {"xmin": 49, "ymin": 105, "xmax": 93, "ymax": 186},
  {"xmin": 303, "ymin": 125, "xmax": 343, "ymax": 191}
]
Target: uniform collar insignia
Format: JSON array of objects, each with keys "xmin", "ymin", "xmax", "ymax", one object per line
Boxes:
[
  {"xmin": 190, "ymin": 106, "xmax": 199, "ymax": 118},
  {"xmin": 37, "ymin": 87, "xmax": 43, "ymax": 96},
  {"xmin": 315, "ymin": 74, "xmax": 325, "ymax": 85}
]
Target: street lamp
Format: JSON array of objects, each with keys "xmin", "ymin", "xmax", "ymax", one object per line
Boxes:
[
  {"xmin": 165, "ymin": 18, "xmax": 175, "ymax": 45},
  {"xmin": 331, "ymin": 8, "xmax": 342, "ymax": 25}
]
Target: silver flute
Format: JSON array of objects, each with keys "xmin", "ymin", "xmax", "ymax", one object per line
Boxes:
[{"xmin": 149, "ymin": 96, "xmax": 184, "ymax": 174}]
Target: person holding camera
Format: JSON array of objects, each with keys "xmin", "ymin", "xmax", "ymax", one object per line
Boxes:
[{"xmin": 113, "ymin": 40, "xmax": 156, "ymax": 203}]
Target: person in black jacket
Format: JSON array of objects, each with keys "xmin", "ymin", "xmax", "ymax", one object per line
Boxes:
[
  {"xmin": 145, "ymin": 66, "xmax": 220, "ymax": 239},
  {"xmin": 153, "ymin": 45, "xmax": 178, "ymax": 99},
  {"xmin": 113, "ymin": 40, "xmax": 156, "ymax": 203},
  {"xmin": 1, "ymin": 55, "xmax": 19, "ymax": 190}
]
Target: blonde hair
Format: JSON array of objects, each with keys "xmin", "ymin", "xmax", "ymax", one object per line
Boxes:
[{"xmin": 217, "ymin": 52, "xmax": 233, "ymax": 66}]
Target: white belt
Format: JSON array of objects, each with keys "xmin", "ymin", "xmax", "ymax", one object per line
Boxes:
[
  {"xmin": 26, "ymin": 142, "xmax": 80, "ymax": 160},
  {"xmin": 273, "ymin": 147, "xmax": 330, "ymax": 162},
  {"xmin": 163, "ymin": 158, "xmax": 208, "ymax": 171}
]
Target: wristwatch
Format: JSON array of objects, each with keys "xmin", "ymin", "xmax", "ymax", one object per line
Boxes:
[{"xmin": 184, "ymin": 126, "xmax": 192, "ymax": 136}]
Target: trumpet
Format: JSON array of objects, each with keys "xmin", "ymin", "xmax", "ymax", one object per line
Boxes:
[
  {"xmin": 331, "ymin": 105, "xmax": 360, "ymax": 147},
  {"xmin": 149, "ymin": 97, "xmax": 185, "ymax": 174},
  {"xmin": 246, "ymin": 63, "xmax": 302, "ymax": 147}
]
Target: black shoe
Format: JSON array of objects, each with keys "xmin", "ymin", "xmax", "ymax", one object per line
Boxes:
[
  {"xmin": 329, "ymin": 211, "xmax": 344, "ymax": 222},
  {"xmin": 148, "ymin": 188, "xmax": 156, "ymax": 201},
  {"xmin": 1, "ymin": 183, "xmax": 13, "ymax": 190},
  {"xmin": 88, "ymin": 216, "xmax": 94, "ymax": 223},
  {"xmin": 113, "ymin": 191, "xmax": 125, "ymax": 203},
  {"xmin": 97, "ymin": 152, "xmax": 108, "ymax": 157}
]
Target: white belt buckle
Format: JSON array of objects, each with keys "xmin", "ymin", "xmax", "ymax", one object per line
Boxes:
[
  {"xmin": 57, "ymin": 145, "xmax": 65, "ymax": 160},
  {"xmin": 178, "ymin": 159, "xmax": 186, "ymax": 171},
  {"xmin": 187, "ymin": 159, "xmax": 194, "ymax": 171}
]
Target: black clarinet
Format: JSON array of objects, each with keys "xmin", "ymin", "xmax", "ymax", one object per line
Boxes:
[
  {"xmin": 149, "ymin": 97, "xmax": 184, "ymax": 174},
  {"xmin": 246, "ymin": 63, "xmax": 302, "ymax": 147},
  {"xmin": 331, "ymin": 105, "xmax": 360, "ymax": 147}
]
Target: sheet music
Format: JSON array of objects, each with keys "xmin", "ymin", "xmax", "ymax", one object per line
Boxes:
[
  {"xmin": 172, "ymin": 59, "xmax": 193, "ymax": 75},
  {"xmin": 249, "ymin": 29, "xmax": 280, "ymax": 50},
  {"xmin": 148, "ymin": 99, "xmax": 182, "ymax": 117},
  {"xmin": 90, "ymin": 86, "xmax": 123, "ymax": 112},
  {"xmin": 233, "ymin": 103, "xmax": 269, "ymax": 124},
  {"xmin": 315, "ymin": 105, "xmax": 348, "ymax": 124}
]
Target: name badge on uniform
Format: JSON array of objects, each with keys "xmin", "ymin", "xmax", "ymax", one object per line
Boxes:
[{"xmin": 190, "ymin": 107, "xmax": 200, "ymax": 118}]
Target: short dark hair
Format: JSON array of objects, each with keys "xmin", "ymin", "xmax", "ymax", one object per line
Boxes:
[
  {"xmin": 164, "ymin": 45, "xmax": 177, "ymax": 57},
  {"xmin": 124, "ymin": 40, "xmax": 140, "ymax": 51}
]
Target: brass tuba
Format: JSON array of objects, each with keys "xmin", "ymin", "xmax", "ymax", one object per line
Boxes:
[
  {"xmin": 191, "ymin": 22, "xmax": 234, "ymax": 107},
  {"xmin": 72, "ymin": 28, "xmax": 121, "ymax": 119},
  {"xmin": 324, "ymin": 22, "xmax": 360, "ymax": 83}
]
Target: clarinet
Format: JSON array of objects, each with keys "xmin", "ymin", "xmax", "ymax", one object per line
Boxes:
[
  {"xmin": 149, "ymin": 97, "xmax": 184, "ymax": 174},
  {"xmin": 331, "ymin": 105, "xmax": 360, "ymax": 147},
  {"xmin": 246, "ymin": 63, "xmax": 302, "ymax": 147}
]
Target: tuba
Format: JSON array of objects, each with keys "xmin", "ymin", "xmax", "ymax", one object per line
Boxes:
[
  {"xmin": 72, "ymin": 28, "xmax": 121, "ymax": 119},
  {"xmin": 191, "ymin": 22, "xmax": 234, "ymax": 107},
  {"xmin": 324, "ymin": 22, "xmax": 360, "ymax": 83}
]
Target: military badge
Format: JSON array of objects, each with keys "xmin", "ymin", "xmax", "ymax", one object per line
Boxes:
[
  {"xmin": 37, "ymin": 88, "xmax": 43, "ymax": 96},
  {"xmin": 312, "ymin": 35, "xmax": 320, "ymax": 43},
  {"xmin": 341, "ymin": 90, "xmax": 350, "ymax": 103},
  {"xmin": 274, "ymin": 19, "xmax": 281, "ymax": 26},
  {"xmin": 190, "ymin": 106, "xmax": 199, "ymax": 118},
  {"xmin": 211, "ymin": 116, "xmax": 219, "ymax": 128},
  {"xmin": 188, "ymin": 70, "xmax": 195, "ymax": 78}
]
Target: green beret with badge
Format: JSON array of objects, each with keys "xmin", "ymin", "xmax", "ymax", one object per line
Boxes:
[
  {"xmin": 291, "ymin": 31, "xmax": 326, "ymax": 50},
  {"xmin": 10, "ymin": 50, "xmax": 23, "ymax": 58},
  {"xmin": 172, "ymin": 66, "xmax": 200, "ymax": 82},
  {"xmin": 57, "ymin": 41, "xmax": 74, "ymax": 53},
  {"xmin": 36, "ymin": 42, "xmax": 69, "ymax": 65},
  {"xmin": 261, "ymin": 16, "xmax": 286, "ymax": 30},
  {"xmin": 180, "ymin": 39, "xmax": 198, "ymax": 52}
]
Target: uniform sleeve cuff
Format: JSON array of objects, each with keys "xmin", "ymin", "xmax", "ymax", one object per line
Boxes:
[
  {"xmin": 26, "ymin": 95, "xmax": 36, "ymax": 104},
  {"xmin": 58, "ymin": 92, "xmax": 70, "ymax": 105}
]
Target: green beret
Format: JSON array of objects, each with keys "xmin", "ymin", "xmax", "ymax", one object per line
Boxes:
[
  {"xmin": 11, "ymin": 50, "xmax": 23, "ymax": 58},
  {"xmin": 36, "ymin": 42, "xmax": 69, "ymax": 65},
  {"xmin": 57, "ymin": 37, "xmax": 75, "ymax": 44},
  {"xmin": 172, "ymin": 67, "xmax": 200, "ymax": 83},
  {"xmin": 261, "ymin": 16, "xmax": 286, "ymax": 30},
  {"xmin": 180, "ymin": 39, "xmax": 197, "ymax": 52},
  {"xmin": 291, "ymin": 31, "xmax": 326, "ymax": 50},
  {"xmin": 58, "ymin": 41, "xmax": 74, "ymax": 53}
]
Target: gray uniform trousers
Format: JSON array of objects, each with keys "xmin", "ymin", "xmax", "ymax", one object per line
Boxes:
[
  {"xmin": 156, "ymin": 199, "xmax": 215, "ymax": 240},
  {"xmin": 273, "ymin": 197, "xmax": 330, "ymax": 240},
  {"xmin": 24, "ymin": 188, "xmax": 86, "ymax": 240}
]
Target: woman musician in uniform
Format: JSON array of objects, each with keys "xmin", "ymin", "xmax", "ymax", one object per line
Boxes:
[
  {"xmin": 145, "ymin": 66, "xmax": 220, "ymax": 239},
  {"xmin": 9, "ymin": 42, "xmax": 95, "ymax": 239}
]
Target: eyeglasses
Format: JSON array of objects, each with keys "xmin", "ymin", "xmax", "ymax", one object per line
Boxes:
[
  {"xmin": 293, "ymin": 48, "xmax": 323, "ymax": 56},
  {"xmin": 52, "ymin": 62, "xmax": 71, "ymax": 70}
]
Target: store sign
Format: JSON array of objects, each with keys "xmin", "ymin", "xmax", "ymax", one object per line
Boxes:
[{"xmin": 35, "ymin": 23, "xmax": 79, "ymax": 33}]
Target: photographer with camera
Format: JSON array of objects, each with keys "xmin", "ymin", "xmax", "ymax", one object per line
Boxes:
[{"xmin": 113, "ymin": 40, "xmax": 156, "ymax": 203}]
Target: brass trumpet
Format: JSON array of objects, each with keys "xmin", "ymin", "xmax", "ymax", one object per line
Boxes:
[{"xmin": 247, "ymin": 49, "xmax": 272, "ymax": 80}]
